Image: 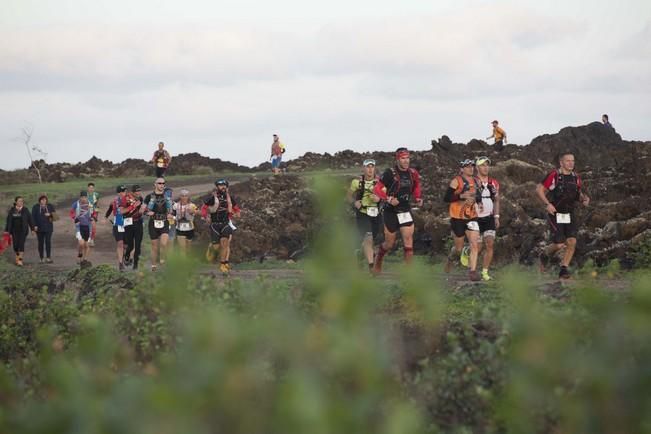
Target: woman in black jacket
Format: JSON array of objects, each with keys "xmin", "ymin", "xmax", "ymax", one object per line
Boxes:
[
  {"xmin": 5, "ymin": 196, "xmax": 35, "ymax": 266},
  {"xmin": 32, "ymin": 194, "xmax": 56, "ymax": 263}
]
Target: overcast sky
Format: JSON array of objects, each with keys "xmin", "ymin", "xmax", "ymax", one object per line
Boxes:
[{"xmin": 1, "ymin": 0, "xmax": 650, "ymax": 170}]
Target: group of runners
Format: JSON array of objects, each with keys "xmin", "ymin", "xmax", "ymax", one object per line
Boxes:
[
  {"xmin": 348, "ymin": 147, "xmax": 589, "ymax": 281},
  {"xmin": 5, "ymin": 128, "xmax": 592, "ymax": 279},
  {"xmin": 2, "ymin": 142, "xmax": 242, "ymax": 274}
]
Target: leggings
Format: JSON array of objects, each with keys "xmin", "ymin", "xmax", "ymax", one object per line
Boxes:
[
  {"xmin": 12, "ymin": 230, "xmax": 27, "ymax": 253},
  {"xmin": 125, "ymin": 222, "xmax": 144, "ymax": 267},
  {"xmin": 37, "ymin": 231, "xmax": 52, "ymax": 259}
]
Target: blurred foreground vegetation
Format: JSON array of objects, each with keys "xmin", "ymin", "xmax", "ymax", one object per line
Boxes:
[{"xmin": 0, "ymin": 178, "xmax": 650, "ymax": 434}]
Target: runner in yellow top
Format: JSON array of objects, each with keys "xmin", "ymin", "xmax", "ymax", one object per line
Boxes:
[
  {"xmin": 486, "ymin": 120, "xmax": 507, "ymax": 151},
  {"xmin": 347, "ymin": 159, "xmax": 381, "ymax": 272}
]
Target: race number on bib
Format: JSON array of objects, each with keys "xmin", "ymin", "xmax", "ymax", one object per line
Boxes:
[
  {"xmin": 556, "ymin": 213, "xmax": 571, "ymax": 224},
  {"xmin": 117, "ymin": 225, "xmax": 125, "ymax": 233},
  {"xmin": 154, "ymin": 220, "xmax": 165, "ymax": 229},
  {"xmin": 466, "ymin": 221, "xmax": 480, "ymax": 232},
  {"xmin": 366, "ymin": 207, "xmax": 379, "ymax": 217},
  {"xmin": 123, "ymin": 217, "xmax": 133, "ymax": 227},
  {"xmin": 178, "ymin": 222, "xmax": 192, "ymax": 232},
  {"xmin": 397, "ymin": 212, "xmax": 413, "ymax": 225}
]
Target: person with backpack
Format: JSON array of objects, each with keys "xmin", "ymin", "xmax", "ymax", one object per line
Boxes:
[
  {"xmin": 151, "ymin": 141, "xmax": 172, "ymax": 178},
  {"xmin": 32, "ymin": 194, "xmax": 56, "ymax": 263},
  {"xmin": 144, "ymin": 178, "xmax": 174, "ymax": 271},
  {"xmin": 486, "ymin": 120, "xmax": 507, "ymax": 151},
  {"xmin": 87, "ymin": 182, "xmax": 100, "ymax": 246},
  {"xmin": 444, "ymin": 159, "xmax": 483, "ymax": 281},
  {"xmin": 347, "ymin": 159, "xmax": 382, "ymax": 272},
  {"xmin": 4, "ymin": 196, "xmax": 35, "ymax": 266},
  {"xmin": 474, "ymin": 156, "xmax": 501, "ymax": 281},
  {"xmin": 536, "ymin": 152, "xmax": 590, "ymax": 279},
  {"xmin": 109, "ymin": 185, "xmax": 133, "ymax": 271},
  {"xmin": 70, "ymin": 191, "xmax": 93, "ymax": 266},
  {"xmin": 270, "ymin": 134, "xmax": 286, "ymax": 175},
  {"xmin": 123, "ymin": 185, "xmax": 145, "ymax": 270},
  {"xmin": 372, "ymin": 147, "xmax": 423, "ymax": 274},
  {"xmin": 201, "ymin": 179, "xmax": 241, "ymax": 274},
  {"xmin": 173, "ymin": 189, "xmax": 198, "ymax": 256}
]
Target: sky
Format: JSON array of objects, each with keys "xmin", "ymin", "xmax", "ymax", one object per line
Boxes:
[{"xmin": 1, "ymin": 0, "xmax": 650, "ymax": 170}]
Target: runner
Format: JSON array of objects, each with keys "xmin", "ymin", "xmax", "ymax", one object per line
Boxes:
[
  {"xmin": 474, "ymin": 157, "xmax": 501, "ymax": 281},
  {"xmin": 270, "ymin": 134, "xmax": 286, "ymax": 175},
  {"xmin": 202, "ymin": 179, "xmax": 241, "ymax": 274},
  {"xmin": 32, "ymin": 194, "xmax": 56, "ymax": 263},
  {"xmin": 4, "ymin": 196, "xmax": 35, "ymax": 266},
  {"xmin": 70, "ymin": 192, "xmax": 92, "ymax": 266},
  {"xmin": 144, "ymin": 178, "xmax": 174, "ymax": 271},
  {"xmin": 151, "ymin": 141, "xmax": 172, "ymax": 178},
  {"xmin": 347, "ymin": 159, "xmax": 381, "ymax": 272},
  {"xmin": 87, "ymin": 182, "xmax": 100, "ymax": 246},
  {"xmin": 173, "ymin": 189, "xmax": 198, "ymax": 256},
  {"xmin": 123, "ymin": 185, "xmax": 145, "ymax": 270},
  {"xmin": 444, "ymin": 159, "xmax": 483, "ymax": 281},
  {"xmin": 536, "ymin": 152, "xmax": 590, "ymax": 279},
  {"xmin": 372, "ymin": 147, "xmax": 423, "ymax": 274},
  {"xmin": 602, "ymin": 114, "xmax": 614, "ymax": 129},
  {"xmin": 109, "ymin": 185, "xmax": 131, "ymax": 271},
  {"xmin": 486, "ymin": 120, "xmax": 507, "ymax": 151}
]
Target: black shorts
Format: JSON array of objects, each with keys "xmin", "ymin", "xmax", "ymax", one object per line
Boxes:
[
  {"xmin": 383, "ymin": 209, "xmax": 414, "ymax": 234},
  {"xmin": 548, "ymin": 213, "xmax": 578, "ymax": 244},
  {"xmin": 355, "ymin": 211, "xmax": 380, "ymax": 241},
  {"xmin": 210, "ymin": 222, "xmax": 234, "ymax": 243},
  {"xmin": 148, "ymin": 219, "xmax": 170, "ymax": 240},
  {"xmin": 79, "ymin": 225, "xmax": 90, "ymax": 241},
  {"xmin": 155, "ymin": 167, "xmax": 167, "ymax": 178},
  {"xmin": 477, "ymin": 216, "xmax": 496, "ymax": 238},
  {"xmin": 176, "ymin": 229, "xmax": 195, "ymax": 240},
  {"xmin": 112, "ymin": 225, "xmax": 125, "ymax": 242},
  {"xmin": 450, "ymin": 218, "xmax": 479, "ymax": 238},
  {"xmin": 494, "ymin": 140, "xmax": 504, "ymax": 151}
]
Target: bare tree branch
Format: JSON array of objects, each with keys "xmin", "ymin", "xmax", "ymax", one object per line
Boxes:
[{"xmin": 19, "ymin": 125, "xmax": 45, "ymax": 184}]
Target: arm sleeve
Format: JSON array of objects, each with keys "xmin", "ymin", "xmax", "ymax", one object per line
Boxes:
[
  {"xmin": 27, "ymin": 210, "xmax": 35, "ymax": 230},
  {"xmin": 32, "ymin": 205, "xmax": 39, "ymax": 226},
  {"xmin": 443, "ymin": 187, "xmax": 458, "ymax": 203}
]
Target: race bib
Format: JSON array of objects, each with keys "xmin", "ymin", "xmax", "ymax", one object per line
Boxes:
[
  {"xmin": 178, "ymin": 222, "xmax": 192, "ymax": 232},
  {"xmin": 556, "ymin": 213, "xmax": 571, "ymax": 224},
  {"xmin": 366, "ymin": 207, "xmax": 379, "ymax": 217},
  {"xmin": 75, "ymin": 231, "xmax": 82, "ymax": 241},
  {"xmin": 466, "ymin": 221, "xmax": 480, "ymax": 232},
  {"xmin": 117, "ymin": 225, "xmax": 125, "ymax": 233},
  {"xmin": 123, "ymin": 217, "xmax": 133, "ymax": 227},
  {"xmin": 397, "ymin": 212, "xmax": 413, "ymax": 225},
  {"xmin": 154, "ymin": 220, "xmax": 165, "ymax": 229}
]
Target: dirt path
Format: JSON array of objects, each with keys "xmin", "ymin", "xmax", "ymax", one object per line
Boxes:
[{"xmin": 22, "ymin": 181, "xmax": 219, "ymax": 270}]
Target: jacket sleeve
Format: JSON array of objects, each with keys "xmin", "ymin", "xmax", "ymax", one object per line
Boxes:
[
  {"xmin": 4, "ymin": 209, "xmax": 10, "ymax": 233},
  {"xmin": 26, "ymin": 209, "xmax": 35, "ymax": 231},
  {"xmin": 32, "ymin": 205, "xmax": 39, "ymax": 227}
]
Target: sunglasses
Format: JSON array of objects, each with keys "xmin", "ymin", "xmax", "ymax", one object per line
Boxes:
[{"xmin": 156, "ymin": 182, "xmax": 166, "ymax": 185}]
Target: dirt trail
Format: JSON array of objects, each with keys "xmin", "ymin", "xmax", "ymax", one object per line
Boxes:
[{"xmin": 21, "ymin": 182, "xmax": 218, "ymax": 270}]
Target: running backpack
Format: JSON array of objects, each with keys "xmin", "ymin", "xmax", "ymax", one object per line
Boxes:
[
  {"xmin": 478, "ymin": 177, "xmax": 498, "ymax": 201},
  {"xmin": 548, "ymin": 170, "xmax": 581, "ymax": 204},
  {"xmin": 355, "ymin": 176, "xmax": 379, "ymax": 201},
  {"xmin": 389, "ymin": 167, "xmax": 418, "ymax": 196},
  {"xmin": 455, "ymin": 175, "xmax": 483, "ymax": 204}
]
